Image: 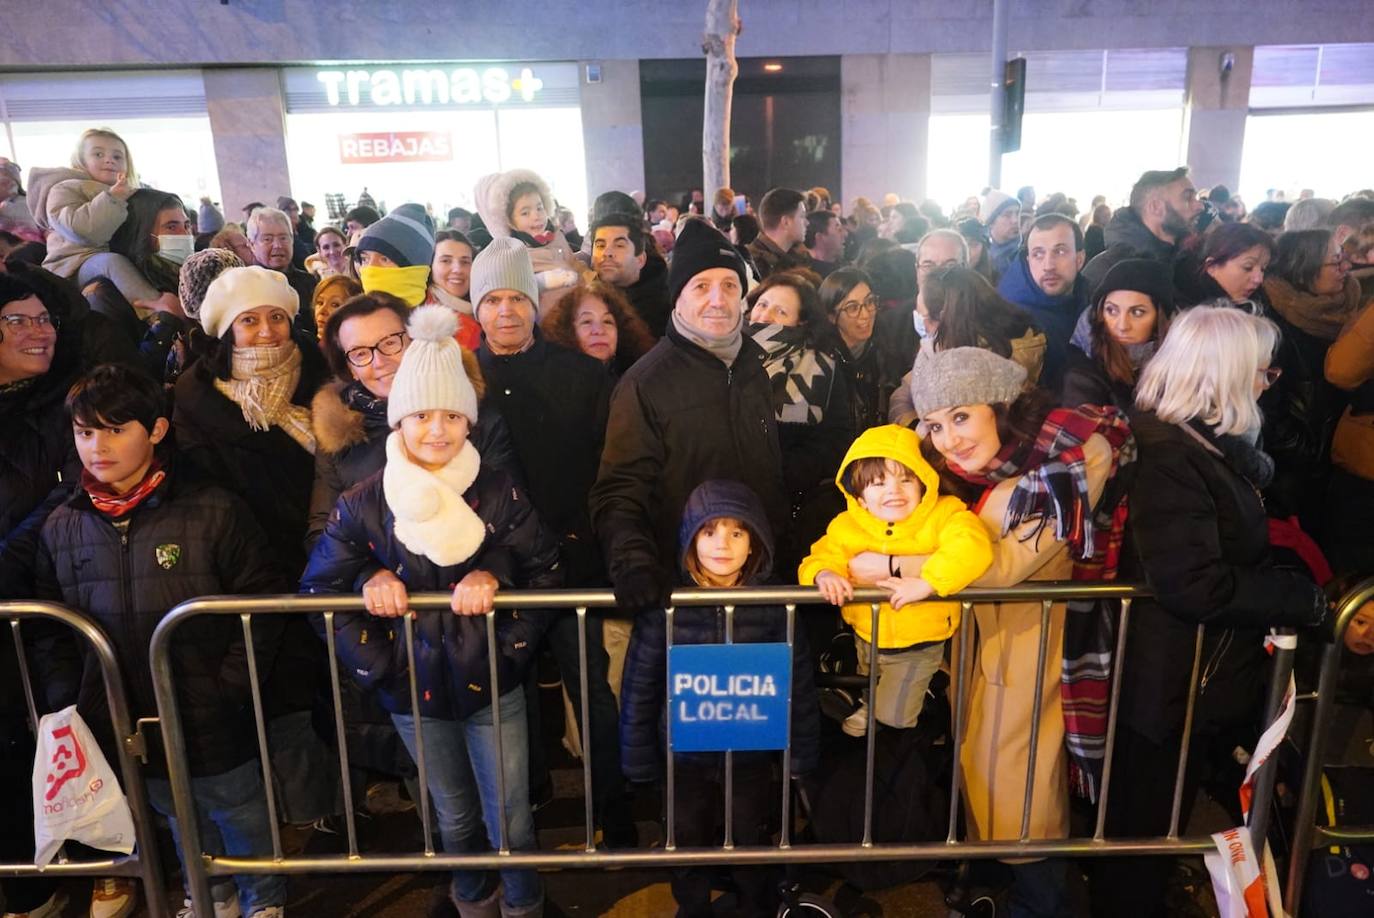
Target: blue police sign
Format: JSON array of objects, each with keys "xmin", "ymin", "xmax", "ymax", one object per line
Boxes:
[{"xmin": 668, "ymin": 643, "xmax": 792, "ymax": 752}]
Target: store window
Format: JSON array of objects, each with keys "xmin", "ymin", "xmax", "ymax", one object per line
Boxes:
[
  {"xmin": 1240, "ymin": 43, "xmax": 1374, "ymax": 204},
  {"xmin": 640, "ymin": 57, "xmax": 841, "ymax": 207},
  {"xmin": 281, "ymin": 63, "xmax": 587, "ymax": 225},
  {"xmin": 0, "ymin": 70, "xmax": 220, "ymax": 206},
  {"xmin": 927, "ymin": 49, "xmax": 1186, "ymax": 211}
]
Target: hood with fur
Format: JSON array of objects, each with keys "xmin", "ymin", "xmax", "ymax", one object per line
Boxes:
[{"xmin": 474, "ymin": 168, "xmax": 555, "ymax": 240}]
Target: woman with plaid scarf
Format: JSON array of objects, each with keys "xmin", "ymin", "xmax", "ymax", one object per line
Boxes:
[{"xmin": 886, "ymin": 345, "xmax": 1136, "ymax": 918}]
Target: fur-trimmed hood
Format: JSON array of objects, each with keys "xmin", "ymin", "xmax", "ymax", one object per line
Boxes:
[
  {"xmin": 473, "ymin": 168, "xmax": 555, "ymax": 241},
  {"xmin": 311, "ymin": 348, "xmax": 488, "ymax": 455}
]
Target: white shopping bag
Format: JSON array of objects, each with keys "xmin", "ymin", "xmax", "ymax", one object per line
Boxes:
[{"xmin": 31, "ymin": 705, "xmax": 136, "ymax": 866}]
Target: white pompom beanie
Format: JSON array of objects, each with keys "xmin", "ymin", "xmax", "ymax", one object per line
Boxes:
[{"xmin": 386, "ymin": 304, "xmax": 479, "ymax": 428}]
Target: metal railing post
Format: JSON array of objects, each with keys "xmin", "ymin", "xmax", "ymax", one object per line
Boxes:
[{"xmin": 1285, "ymin": 577, "xmax": 1374, "ymax": 915}]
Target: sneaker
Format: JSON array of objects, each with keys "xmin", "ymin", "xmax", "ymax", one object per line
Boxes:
[
  {"xmin": 3, "ymin": 889, "xmax": 67, "ymax": 918},
  {"xmin": 365, "ymin": 780, "xmax": 416, "ymax": 816},
  {"xmin": 842, "ymin": 701, "xmax": 874, "ymax": 737},
  {"xmin": 90, "ymin": 878, "xmax": 137, "ymax": 918},
  {"xmin": 176, "ymin": 895, "xmax": 243, "ymax": 918}
]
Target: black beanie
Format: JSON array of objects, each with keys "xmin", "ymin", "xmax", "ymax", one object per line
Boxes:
[
  {"xmin": 668, "ymin": 219, "xmax": 749, "ymax": 307},
  {"xmin": 1092, "ymin": 258, "xmax": 1176, "ymax": 316}
]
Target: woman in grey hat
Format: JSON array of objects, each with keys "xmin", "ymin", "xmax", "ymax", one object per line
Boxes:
[{"xmin": 862, "ymin": 346, "xmax": 1135, "ymax": 917}]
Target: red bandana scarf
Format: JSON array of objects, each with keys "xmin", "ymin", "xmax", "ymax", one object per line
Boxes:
[{"xmin": 82, "ymin": 459, "xmax": 166, "ymax": 518}]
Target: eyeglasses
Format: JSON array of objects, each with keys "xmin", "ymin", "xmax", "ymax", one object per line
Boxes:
[
  {"xmin": 345, "ymin": 331, "xmax": 407, "ymax": 367},
  {"xmin": 1322, "ymin": 254, "xmax": 1350, "ymax": 268},
  {"xmin": 1257, "ymin": 366, "xmax": 1283, "ymax": 387},
  {"xmin": 837, "ymin": 295, "xmax": 879, "ymax": 318},
  {"xmin": 1, "ymin": 312, "xmax": 60, "ymax": 331}
]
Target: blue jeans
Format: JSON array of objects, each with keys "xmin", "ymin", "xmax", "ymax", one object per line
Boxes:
[
  {"xmin": 391, "ymin": 688, "xmax": 541, "ymax": 909},
  {"xmin": 146, "ymin": 758, "xmax": 286, "ymax": 914}
]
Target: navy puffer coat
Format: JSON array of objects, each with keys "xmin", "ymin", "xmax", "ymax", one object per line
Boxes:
[
  {"xmin": 300, "ymin": 463, "xmax": 559, "ymax": 721},
  {"xmin": 618, "ymin": 479, "xmax": 819, "ymax": 781}
]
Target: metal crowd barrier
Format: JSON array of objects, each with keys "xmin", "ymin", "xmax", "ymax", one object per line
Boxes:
[
  {"xmin": 1284, "ymin": 574, "xmax": 1374, "ymax": 916},
  {"xmin": 149, "ymin": 584, "xmax": 1296, "ymax": 917},
  {"xmin": 0, "ymin": 601, "xmax": 170, "ymax": 917}
]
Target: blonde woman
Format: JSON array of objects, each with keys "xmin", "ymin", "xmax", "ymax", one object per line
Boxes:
[{"xmin": 1092, "ymin": 306, "xmax": 1329, "ymax": 916}]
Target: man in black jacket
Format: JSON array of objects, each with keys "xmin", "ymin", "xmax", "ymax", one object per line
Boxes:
[
  {"xmin": 1081, "ymin": 167, "xmax": 1202, "ymax": 292},
  {"xmin": 247, "ymin": 205, "xmax": 317, "ymax": 340},
  {"xmin": 589, "ymin": 214, "xmax": 670, "ymax": 337},
  {"xmin": 591, "ymin": 219, "xmax": 787, "ymax": 610},
  {"xmin": 470, "ymin": 238, "xmax": 635, "ymax": 845}
]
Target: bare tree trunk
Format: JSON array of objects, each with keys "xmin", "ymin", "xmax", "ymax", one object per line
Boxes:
[{"xmin": 703, "ymin": 0, "xmax": 741, "ymax": 196}]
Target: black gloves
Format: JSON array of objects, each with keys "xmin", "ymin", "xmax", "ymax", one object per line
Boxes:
[{"xmin": 613, "ymin": 565, "xmax": 672, "ymax": 614}]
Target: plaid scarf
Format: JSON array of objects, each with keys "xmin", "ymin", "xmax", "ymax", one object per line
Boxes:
[
  {"xmin": 83, "ymin": 459, "xmax": 166, "ymax": 518},
  {"xmin": 213, "ymin": 342, "xmax": 316, "ymax": 455},
  {"xmin": 954, "ymin": 405, "xmax": 1135, "ymax": 801}
]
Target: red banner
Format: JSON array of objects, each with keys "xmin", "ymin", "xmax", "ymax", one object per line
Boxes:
[{"xmin": 339, "ymin": 132, "xmax": 453, "ymax": 164}]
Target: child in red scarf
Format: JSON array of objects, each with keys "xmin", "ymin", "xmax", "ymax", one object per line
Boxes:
[{"xmin": 34, "ymin": 363, "xmax": 290, "ymax": 918}]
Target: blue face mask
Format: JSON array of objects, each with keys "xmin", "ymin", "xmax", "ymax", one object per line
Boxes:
[{"xmin": 913, "ymin": 310, "xmax": 929, "ymax": 340}]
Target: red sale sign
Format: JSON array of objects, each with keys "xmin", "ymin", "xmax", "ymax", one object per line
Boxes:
[{"xmin": 339, "ymin": 132, "xmax": 453, "ymax": 164}]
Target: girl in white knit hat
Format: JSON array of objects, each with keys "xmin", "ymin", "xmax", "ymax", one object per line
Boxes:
[{"xmin": 302, "ymin": 304, "xmax": 560, "ymax": 918}]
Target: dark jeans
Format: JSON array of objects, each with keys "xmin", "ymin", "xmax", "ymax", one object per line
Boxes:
[
  {"xmin": 528, "ymin": 612, "xmax": 626, "ymax": 825},
  {"xmin": 669, "ymin": 759, "xmax": 777, "ymax": 918}
]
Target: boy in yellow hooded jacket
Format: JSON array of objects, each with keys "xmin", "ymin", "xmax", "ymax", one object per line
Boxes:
[{"xmin": 799, "ymin": 424, "xmax": 992, "ymax": 735}]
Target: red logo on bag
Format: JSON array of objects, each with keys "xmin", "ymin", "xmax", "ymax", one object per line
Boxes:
[
  {"xmin": 45, "ymin": 725, "xmax": 88, "ymax": 801},
  {"xmin": 1352, "ymin": 863, "xmax": 1370, "ymax": 881}
]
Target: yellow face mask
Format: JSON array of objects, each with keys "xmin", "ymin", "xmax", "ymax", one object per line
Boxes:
[{"xmin": 359, "ymin": 264, "xmax": 430, "ymax": 307}]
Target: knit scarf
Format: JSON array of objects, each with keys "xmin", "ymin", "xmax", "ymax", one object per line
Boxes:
[
  {"xmin": 748, "ymin": 322, "xmax": 837, "ymax": 424},
  {"xmin": 953, "ymin": 405, "xmax": 1136, "ymax": 802},
  {"xmin": 672, "ymin": 309, "xmax": 743, "ymax": 365},
  {"xmin": 1264, "ymin": 275, "xmax": 1362, "ymax": 342},
  {"xmin": 343, "ymin": 380, "xmax": 393, "ymax": 438},
  {"xmin": 83, "ymin": 459, "xmax": 165, "ymax": 518},
  {"xmin": 382, "ymin": 432, "xmax": 486, "ymax": 566},
  {"xmin": 427, "ymin": 283, "xmax": 475, "ymax": 317},
  {"xmin": 213, "ymin": 341, "xmax": 316, "ymax": 454}
]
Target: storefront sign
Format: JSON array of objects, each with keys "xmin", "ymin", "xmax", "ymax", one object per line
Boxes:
[
  {"xmin": 316, "ymin": 66, "xmax": 543, "ymax": 107},
  {"xmin": 668, "ymin": 643, "xmax": 791, "ymax": 752},
  {"xmin": 338, "ymin": 132, "xmax": 453, "ymax": 164}
]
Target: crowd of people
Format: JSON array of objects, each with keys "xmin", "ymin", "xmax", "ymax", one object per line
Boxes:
[{"xmin": 2, "ymin": 126, "xmax": 1374, "ymax": 918}]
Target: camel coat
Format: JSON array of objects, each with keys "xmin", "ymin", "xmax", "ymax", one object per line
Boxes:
[{"xmin": 959, "ymin": 433, "xmax": 1114, "ymax": 844}]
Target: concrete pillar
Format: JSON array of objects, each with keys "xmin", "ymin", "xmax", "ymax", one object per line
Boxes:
[
  {"xmin": 841, "ymin": 53, "xmax": 931, "ymax": 207},
  {"xmin": 579, "ymin": 59, "xmax": 646, "ymax": 211},
  {"xmin": 1183, "ymin": 46, "xmax": 1254, "ymax": 193},
  {"xmin": 202, "ymin": 69, "xmax": 294, "ymax": 220}
]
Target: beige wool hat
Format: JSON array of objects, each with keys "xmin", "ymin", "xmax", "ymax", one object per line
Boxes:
[{"xmin": 197, "ymin": 265, "xmax": 299, "ymax": 338}]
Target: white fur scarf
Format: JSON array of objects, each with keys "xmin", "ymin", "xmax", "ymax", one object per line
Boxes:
[{"xmin": 382, "ymin": 432, "xmax": 487, "ymax": 567}]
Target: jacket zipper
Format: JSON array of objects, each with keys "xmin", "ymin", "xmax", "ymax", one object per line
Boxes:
[{"xmin": 1198, "ymin": 628, "xmax": 1234, "ymax": 694}]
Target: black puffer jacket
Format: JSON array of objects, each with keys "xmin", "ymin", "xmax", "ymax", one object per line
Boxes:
[
  {"xmin": 300, "ymin": 463, "xmax": 560, "ymax": 720},
  {"xmin": 1119, "ymin": 410, "xmax": 1325, "ymax": 743},
  {"xmin": 618, "ymin": 480, "xmax": 819, "ymax": 781},
  {"xmin": 591, "ymin": 324, "xmax": 787, "ymax": 582},
  {"xmin": 478, "ymin": 333, "xmax": 611, "ymax": 586},
  {"xmin": 33, "ymin": 467, "xmax": 289, "ymax": 776},
  {"xmin": 306, "ymin": 374, "xmax": 518, "ymax": 552}
]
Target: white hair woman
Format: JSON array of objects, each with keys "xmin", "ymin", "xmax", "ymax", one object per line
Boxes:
[{"xmin": 1091, "ymin": 305, "xmax": 1329, "ymax": 917}]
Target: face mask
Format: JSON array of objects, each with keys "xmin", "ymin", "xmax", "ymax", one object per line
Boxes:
[
  {"xmin": 359, "ymin": 264, "xmax": 430, "ymax": 307},
  {"xmin": 913, "ymin": 310, "xmax": 929, "ymax": 340},
  {"xmin": 156, "ymin": 234, "xmax": 195, "ymax": 265}
]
